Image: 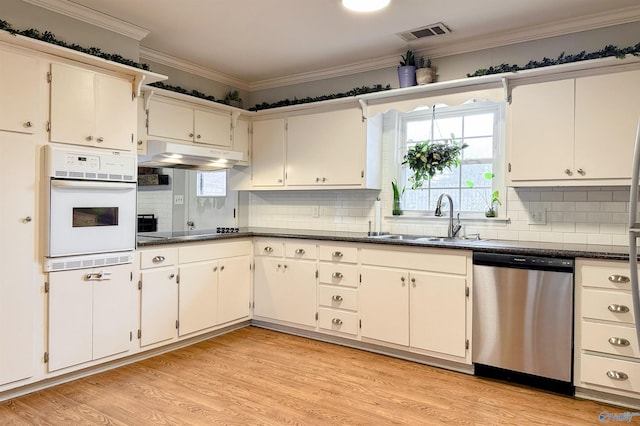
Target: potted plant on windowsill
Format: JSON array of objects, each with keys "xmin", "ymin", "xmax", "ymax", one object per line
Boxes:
[
  {"xmin": 397, "ymin": 49, "xmax": 416, "ymax": 88},
  {"xmin": 391, "ymin": 180, "xmax": 405, "ymax": 215},
  {"xmin": 465, "ymin": 172, "xmax": 502, "ymax": 217},
  {"xmin": 402, "ymin": 135, "xmax": 468, "ymax": 189}
]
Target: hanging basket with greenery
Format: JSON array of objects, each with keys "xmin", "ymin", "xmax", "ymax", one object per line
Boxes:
[{"xmin": 402, "ymin": 136, "xmax": 468, "ymax": 189}]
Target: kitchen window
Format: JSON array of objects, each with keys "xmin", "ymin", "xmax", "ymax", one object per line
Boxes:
[{"xmin": 398, "ymin": 100, "xmax": 505, "ymax": 215}]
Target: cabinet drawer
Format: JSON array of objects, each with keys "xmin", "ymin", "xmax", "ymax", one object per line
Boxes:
[
  {"xmin": 318, "ymin": 285, "xmax": 357, "ymax": 311},
  {"xmin": 582, "ymin": 288, "xmax": 635, "ymax": 324},
  {"xmin": 582, "ymin": 321, "xmax": 640, "ymax": 359},
  {"xmin": 285, "ymin": 242, "xmax": 317, "ymax": 260},
  {"xmin": 140, "ymin": 248, "xmax": 178, "ymax": 269},
  {"xmin": 318, "ymin": 308, "xmax": 358, "ymax": 336},
  {"xmin": 254, "ymin": 240, "xmax": 284, "ymax": 257},
  {"xmin": 318, "ymin": 263, "xmax": 358, "ymax": 287},
  {"xmin": 580, "ymin": 263, "xmax": 632, "ymax": 290},
  {"xmin": 361, "ymin": 248, "xmax": 467, "ymax": 275},
  {"xmin": 319, "ymin": 245, "xmax": 357, "ymax": 263},
  {"xmin": 581, "ymin": 353, "xmax": 640, "ymax": 393}
]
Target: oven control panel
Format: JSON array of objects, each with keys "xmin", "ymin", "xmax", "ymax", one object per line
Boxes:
[
  {"xmin": 65, "ymin": 153, "xmax": 100, "ymax": 170},
  {"xmin": 45, "ymin": 144, "xmax": 137, "ymax": 182}
]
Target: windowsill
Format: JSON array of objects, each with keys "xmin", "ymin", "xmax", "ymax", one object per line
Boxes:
[{"xmin": 385, "ymin": 213, "xmax": 511, "ymax": 224}]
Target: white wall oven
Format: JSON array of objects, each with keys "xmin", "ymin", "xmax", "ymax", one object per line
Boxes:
[{"xmin": 44, "ymin": 144, "xmax": 137, "ymax": 371}]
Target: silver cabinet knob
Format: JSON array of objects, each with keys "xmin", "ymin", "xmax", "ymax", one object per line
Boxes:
[
  {"xmin": 607, "ymin": 370, "xmax": 629, "ymax": 381},
  {"xmin": 322, "ymin": 177, "xmax": 326, "ymax": 182},
  {"xmin": 332, "ymin": 318, "xmax": 343, "ymax": 325},
  {"xmin": 283, "ymin": 264, "xmax": 287, "ymax": 269},
  {"xmin": 608, "ymin": 275, "xmax": 630, "ymax": 284},
  {"xmin": 332, "ymin": 251, "xmax": 343, "ymax": 258},
  {"xmin": 332, "ymin": 295, "xmax": 343, "ymax": 302},
  {"xmin": 608, "ymin": 304, "xmax": 630, "ymax": 313},
  {"xmin": 608, "ymin": 337, "xmax": 631, "ymax": 347},
  {"xmin": 152, "ymin": 255, "xmax": 165, "ymax": 263},
  {"xmin": 411, "ymin": 277, "xmax": 416, "ymax": 287},
  {"xmin": 316, "ymin": 177, "xmax": 320, "ymax": 182},
  {"xmin": 86, "ymin": 135, "xmax": 93, "ymax": 141},
  {"xmin": 295, "ymin": 248, "xmax": 305, "ymax": 255},
  {"xmin": 213, "ymin": 266, "xmax": 218, "ymax": 272},
  {"xmin": 564, "ymin": 169, "xmax": 572, "ymax": 176},
  {"xmin": 277, "ymin": 179, "xmax": 283, "ymax": 183},
  {"xmin": 137, "ymin": 140, "xmax": 143, "ymax": 145},
  {"xmin": 23, "ymin": 216, "xmax": 32, "ymax": 223},
  {"xmin": 196, "ymin": 134, "xmax": 201, "ymax": 139},
  {"xmin": 332, "ymin": 272, "xmax": 343, "ymax": 279},
  {"xmin": 220, "ymin": 265, "xmax": 225, "ymax": 271},
  {"xmin": 264, "ymin": 246, "xmax": 274, "ymax": 253},
  {"xmin": 189, "ymin": 133, "xmax": 194, "ymax": 138},
  {"xmin": 24, "ymin": 121, "xmax": 32, "ymax": 128},
  {"xmin": 400, "ymin": 277, "xmax": 406, "ymax": 286},
  {"xmin": 97, "ymin": 137, "xmax": 104, "ymax": 143},
  {"xmin": 169, "ymin": 273, "xmax": 175, "ymax": 279},
  {"xmin": 577, "ymin": 168, "xmax": 585, "ymax": 175}
]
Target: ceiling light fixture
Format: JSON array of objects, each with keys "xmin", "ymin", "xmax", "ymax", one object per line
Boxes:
[{"xmin": 342, "ymin": 0, "xmax": 391, "ymax": 13}]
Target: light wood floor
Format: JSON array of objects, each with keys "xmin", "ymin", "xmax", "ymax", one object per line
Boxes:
[{"xmin": 0, "ymin": 326, "xmax": 626, "ymax": 425}]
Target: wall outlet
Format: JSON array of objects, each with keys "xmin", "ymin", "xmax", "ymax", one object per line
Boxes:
[
  {"xmin": 174, "ymin": 195, "xmax": 184, "ymax": 205},
  {"xmin": 311, "ymin": 206, "xmax": 320, "ymax": 218},
  {"xmin": 528, "ymin": 209, "xmax": 546, "ymax": 225}
]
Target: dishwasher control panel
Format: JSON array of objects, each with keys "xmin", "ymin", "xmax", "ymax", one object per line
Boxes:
[{"xmin": 473, "ymin": 252, "xmax": 574, "ymax": 272}]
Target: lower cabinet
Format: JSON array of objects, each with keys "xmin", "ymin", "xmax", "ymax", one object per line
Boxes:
[
  {"xmin": 140, "ymin": 266, "xmax": 178, "ymax": 347},
  {"xmin": 178, "ymin": 261, "xmax": 218, "ymax": 336},
  {"xmin": 48, "ymin": 263, "xmax": 136, "ymax": 371}
]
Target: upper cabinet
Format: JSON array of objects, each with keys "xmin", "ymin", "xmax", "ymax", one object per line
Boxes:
[
  {"xmin": 147, "ymin": 96, "xmax": 232, "ymax": 148},
  {"xmin": 249, "ymin": 104, "xmax": 382, "ymax": 190},
  {"xmin": 233, "ymin": 116, "xmax": 251, "ymax": 166},
  {"xmin": 0, "ymin": 49, "xmax": 39, "ymax": 134},
  {"xmin": 49, "ymin": 63, "xmax": 136, "ymax": 151},
  {"xmin": 507, "ymin": 69, "xmax": 640, "ymax": 186}
]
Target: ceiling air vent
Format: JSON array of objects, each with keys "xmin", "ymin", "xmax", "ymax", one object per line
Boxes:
[{"xmin": 397, "ymin": 22, "xmax": 451, "ymax": 42}]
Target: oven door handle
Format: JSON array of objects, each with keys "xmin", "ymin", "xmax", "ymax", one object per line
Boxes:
[
  {"xmin": 84, "ymin": 271, "xmax": 112, "ymax": 281},
  {"xmin": 51, "ymin": 180, "xmax": 136, "ymax": 191}
]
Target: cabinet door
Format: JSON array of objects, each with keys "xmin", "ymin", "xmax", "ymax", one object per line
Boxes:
[
  {"xmin": 48, "ymin": 269, "xmax": 93, "ymax": 371},
  {"xmin": 0, "ymin": 50, "xmax": 38, "ymax": 133},
  {"xmin": 508, "ymin": 79, "xmax": 574, "ymax": 181},
  {"xmin": 0, "ymin": 132, "xmax": 36, "ymax": 384},
  {"xmin": 194, "ymin": 109, "xmax": 231, "ymax": 147},
  {"xmin": 140, "ymin": 267, "xmax": 178, "ymax": 347},
  {"xmin": 178, "ymin": 261, "xmax": 218, "ymax": 336},
  {"xmin": 93, "ymin": 264, "xmax": 134, "ymax": 360},
  {"xmin": 147, "ymin": 98, "xmax": 193, "ymax": 142},
  {"xmin": 233, "ymin": 117, "xmax": 251, "ymax": 166},
  {"xmin": 49, "ymin": 63, "xmax": 95, "ymax": 146},
  {"xmin": 217, "ymin": 256, "xmax": 251, "ymax": 324},
  {"xmin": 94, "ymin": 73, "xmax": 135, "ymax": 151},
  {"xmin": 253, "ymin": 257, "xmax": 282, "ymax": 319},
  {"xmin": 359, "ymin": 267, "xmax": 409, "ymax": 346},
  {"xmin": 410, "ymin": 271, "xmax": 467, "ymax": 357},
  {"xmin": 252, "ymin": 118, "xmax": 285, "ymax": 186},
  {"xmin": 575, "ymin": 70, "xmax": 640, "ymax": 179}
]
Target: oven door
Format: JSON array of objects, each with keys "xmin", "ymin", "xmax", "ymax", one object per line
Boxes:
[{"xmin": 49, "ymin": 179, "xmax": 136, "ymax": 257}]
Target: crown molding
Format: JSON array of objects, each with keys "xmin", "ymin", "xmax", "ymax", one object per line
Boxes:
[
  {"xmin": 22, "ymin": 0, "xmax": 150, "ymax": 40},
  {"xmin": 139, "ymin": 47, "xmax": 250, "ymax": 91}
]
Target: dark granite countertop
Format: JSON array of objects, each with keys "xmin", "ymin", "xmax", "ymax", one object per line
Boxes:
[{"xmin": 136, "ymin": 227, "xmax": 633, "ymax": 261}]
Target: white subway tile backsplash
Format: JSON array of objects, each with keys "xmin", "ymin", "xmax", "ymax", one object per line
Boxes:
[{"xmin": 588, "ymin": 191, "xmax": 613, "ymax": 202}]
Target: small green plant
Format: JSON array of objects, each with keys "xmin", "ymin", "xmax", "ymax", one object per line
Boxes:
[
  {"xmin": 399, "ymin": 50, "xmax": 416, "ymax": 67},
  {"xmin": 391, "ymin": 180, "xmax": 405, "ymax": 215},
  {"xmin": 417, "ymin": 56, "xmax": 432, "ymax": 68},
  {"xmin": 466, "ymin": 172, "xmax": 502, "ymax": 217},
  {"xmin": 402, "ymin": 135, "xmax": 468, "ymax": 189}
]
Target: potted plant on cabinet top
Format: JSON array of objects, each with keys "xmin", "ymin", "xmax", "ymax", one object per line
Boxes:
[
  {"xmin": 416, "ymin": 56, "xmax": 435, "ymax": 85},
  {"xmin": 465, "ymin": 172, "xmax": 502, "ymax": 217},
  {"xmin": 391, "ymin": 180, "xmax": 405, "ymax": 215},
  {"xmin": 402, "ymin": 135, "xmax": 468, "ymax": 189},
  {"xmin": 397, "ymin": 49, "xmax": 416, "ymax": 88}
]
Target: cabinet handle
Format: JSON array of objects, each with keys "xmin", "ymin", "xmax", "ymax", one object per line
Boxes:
[
  {"xmin": 400, "ymin": 277, "xmax": 406, "ymax": 286},
  {"xmin": 169, "ymin": 273, "xmax": 175, "ymax": 279},
  {"xmin": 332, "ymin": 318, "xmax": 343, "ymax": 325},
  {"xmin": 332, "ymin": 295, "xmax": 343, "ymax": 302},
  {"xmin": 23, "ymin": 216, "xmax": 32, "ymax": 223},
  {"xmin": 295, "ymin": 248, "xmax": 305, "ymax": 255},
  {"xmin": 606, "ymin": 370, "xmax": 629, "ymax": 381},
  {"xmin": 577, "ymin": 168, "xmax": 585, "ymax": 176},
  {"xmin": 220, "ymin": 265, "xmax": 225, "ymax": 271},
  {"xmin": 322, "ymin": 177, "xmax": 326, "ymax": 182},
  {"xmin": 277, "ymin": 179, "xmax": 283, "ymax": 183},
  {"xmin": 564, "ymin": 169, "xmax": 573, "ymax": 176},
  {"xmin": 196, "ymin": 134, "xmax": 201, "ymax": 139},
  {"xmin": 86, "ymin": 135, "xmax": 93, "ymax": 141},
  {"xmin": 332, "ymin": 272, "xmax": 343, "ymax": 279},
  {"xmin": 213, "ymin": 266, "xmax": 218, "ymax": 272},
  {"xmin": 332, "ymin": 251, "xmax": 343, "ymax": 258},
  {"xmin": 24, "ymin": 121, "xmax": 32, "ymax": 128},
  {"xmin": 264, "ymin": 246, "xmax": 273, "ymax": 253},
  {"xmin": 316, "ymin": 177, "xmax": 320, "ymax": 182},
  {"xmin": 283, "ymin": 264, "xmax": 287, "ymax": 269},
  {"xmin": 84, "ymin": 271, "xmax": 111, "ymax": 281},
  {"xmin": 608, "ymin": 304, "xmax": 630, "ymax": 313},
  {"xmin": 608, "ymin": 274, "xmax": 630, "ymax": 284},
  {"xmin": 189, "ymin": 133, "xmax": 194, "ymax": 138},
  {"xmin": 97, "ymin": 137, "xmax": 104, "ymax": 143},
  {"xmin": 608, "ymin": 337, "xmax": 631, "ymax": 347},
  {"xmin": 152, "ymin": 255, "xmax": 165, "ymax": 263}
]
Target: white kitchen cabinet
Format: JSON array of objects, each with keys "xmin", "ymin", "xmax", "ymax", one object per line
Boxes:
[
  {"xmin": 253, "ymin": 240, "xmax": 317, "ymax": 327},
  {"xmin": 575, "ymin": 258, "xmax": 640, "ymax": 402},
  {"xmin": 49, "ymin": 63, "xmax": 136, "ymax": 151},
  {"xmin": 233, "ymin": 116, "xmax": 251, "ymax": 166},
  {"xmin": 359, "ymin": 266, "xmax": 409, "ymax": 346},
  {"xmin": 0, "ymin": 49, "xmax": 39, "ymax": 134},
  {"xmin": 178, "ymin": 261, "xmax": 218, "ymax": 336},
  {"xmin": 0, "ymin": 131, "xmax": 37, "ymax": 385},
  {"xmin": 286, "ymin": 108, "xmax": 364, "ymax": 186},
  {"xmin": 48, "ymin": 263, "xmax": 135, "ymax": 371},
  {"xmin": 251, "ymin": 118, "xmax": 285, "ymax": 187},
  {"xmin": 138, "ymin": 247, "xmax": 179, "ymax": 347},
  {"xmin": 217, "ymin": 255, "xmax": 252, "ymax": 325},
  {"xmin": 147, "ymin": 96, "xmax": 232, "ymax": 147},
  {"xmin": 508, "ymin": 70, "xmax": 640, "ymax": 185}
]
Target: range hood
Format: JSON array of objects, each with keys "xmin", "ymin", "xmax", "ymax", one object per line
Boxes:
[{"xmin": 138, "ymin": 140, "xmax": 243, "ymax": 170}]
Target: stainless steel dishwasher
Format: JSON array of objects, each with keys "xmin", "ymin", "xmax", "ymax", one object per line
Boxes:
[{"xmin": 472, "ymin": 252, "xmax": 574, "ymax": 395}]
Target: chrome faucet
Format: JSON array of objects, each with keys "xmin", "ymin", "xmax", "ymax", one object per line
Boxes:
[{"xmin": 435, "ymin": 193, "xmax": 462, "ymax": 238}]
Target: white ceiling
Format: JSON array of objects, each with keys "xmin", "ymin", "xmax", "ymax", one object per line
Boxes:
[{"xmin": 36, "ymin": 0, "xmax": 640, "ymax": 89}]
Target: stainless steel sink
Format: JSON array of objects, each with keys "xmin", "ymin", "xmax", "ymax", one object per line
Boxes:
[{"xmin": 367, "ymin": 234, "xmax": 481, "ymax": 243}]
